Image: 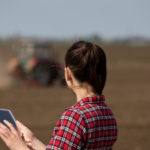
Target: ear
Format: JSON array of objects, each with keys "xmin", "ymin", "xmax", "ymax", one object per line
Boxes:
[{"xmin": 65, "ymin": 67, "xmax": 72, "ymax": 81}]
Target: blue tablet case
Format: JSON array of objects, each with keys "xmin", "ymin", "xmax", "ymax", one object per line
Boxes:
[{"xmin": 0, "ymin": 109, "xmax": 16, "ymax": 129}]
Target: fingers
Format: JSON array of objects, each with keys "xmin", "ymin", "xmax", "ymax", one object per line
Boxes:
[
  {"xmin": 0, "ymin": 122, "xmax": 11, "ymax": 138},
  {"xmin": 0, "ymin": 121, "xmax": 29, "ymax": 149},
  {"xmin": 16, "ymin": 120, "xmax": 35, "ymax": 145},
  {"xmin": 0, "ymin": 132, "xmax": 8, "ymax": 142},
  {"xmin": 16, "ymin": 120, "xmax": 27, "ymax": 133},
  {"xmin": 26, "ymin": 141, "xmax": 32, "ymax": 147},
  {"xmin": 16, "ymin": 120, "xmax": 25, "ymax": 128},
  {"xmin": 16, "ymin": 120, "xmax": 32, "ymax": 142},
  {"xmin": 16, "ymin": 120, "xmax": 22, "ymax": 130},
  {"xmin": 16, "ymin": 120, "xmax": 23, "ymax": 136},
  {"xmin": 0, "ymin": 123, "xmax": 11, "ymax": 147},
  {"xmin": 16, "ymin": 120, "xmax": 28, "ymax": 137},
  {"xmin": 3, "ymin": 120, "xmax": 17, "ymax": 135}
]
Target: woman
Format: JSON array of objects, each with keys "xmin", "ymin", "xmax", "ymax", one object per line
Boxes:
[{"xmin": 0, "ymin": 41, "xmax": 118, "ymax": 150}]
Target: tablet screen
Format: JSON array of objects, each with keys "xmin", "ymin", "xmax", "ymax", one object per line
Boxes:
[{"xmin": 0, "ymin": 109, "xmax": 16, "ymax": 129}]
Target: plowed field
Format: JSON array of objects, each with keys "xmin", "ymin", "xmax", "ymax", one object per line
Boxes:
[{"xmin": 0, "ymin": 43, "xmax": 150, "ymax": 150}]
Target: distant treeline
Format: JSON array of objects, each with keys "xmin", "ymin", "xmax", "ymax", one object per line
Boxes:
[{"xmin": 0, "ymin": 35, "xmax": 150, "ymax": 46}]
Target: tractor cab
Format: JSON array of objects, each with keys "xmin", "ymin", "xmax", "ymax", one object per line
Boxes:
[{"xmin": 18, "ymin": 42, "xmax": 52, "ymax": 61}]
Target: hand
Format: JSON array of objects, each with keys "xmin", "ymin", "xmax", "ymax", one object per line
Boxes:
[
  {"xmin": 16, "ymin": 120, "xmax": 34, "ymax": 149},
  {"xmin": 16, "ymin": 121, "xmax": 46, "ymax": 150},
  {"xmin": 0, "ymin": 120, "xmax": 29, "ymax": 150}
]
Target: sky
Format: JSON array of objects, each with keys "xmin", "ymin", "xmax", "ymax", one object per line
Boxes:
[{"xmin": 0, "ymin": 0, "xmax": 150, "ymax": 39}]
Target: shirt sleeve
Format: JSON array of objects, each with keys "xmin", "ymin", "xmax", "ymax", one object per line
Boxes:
[{"xmin": 46, "ymin": 109, "xmax": 87, "ymax": 150}]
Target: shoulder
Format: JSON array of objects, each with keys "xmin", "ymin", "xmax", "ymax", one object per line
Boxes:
[
  {"xmin": 62, "ymin": 103, "xmax": 96, "ymax": 121},
  {"xmin": 55, "ymin": 108, "xmax": 87, "ymax": 134},
  {"xmin": 61, "ymin": 107, "xmax": 85, "ymax": 121},
  {"xmin": 58, "ymin": 107, "xmax": 87, "ymax": 127}
]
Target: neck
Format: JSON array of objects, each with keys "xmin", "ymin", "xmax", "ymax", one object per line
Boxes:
[{"xmin": 73, "ymin": 84, "xmax": 98, "ymax": 102}]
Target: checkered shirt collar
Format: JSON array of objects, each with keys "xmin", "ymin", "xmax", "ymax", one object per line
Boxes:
[{"xmin": 65, "ymin": 95, "xmax": 105, "ymax": 110}]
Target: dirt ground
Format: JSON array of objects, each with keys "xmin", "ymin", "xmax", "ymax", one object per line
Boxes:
[{"xmin": 0, "ymin": 43, "xmax": 150, "ymax": 150}]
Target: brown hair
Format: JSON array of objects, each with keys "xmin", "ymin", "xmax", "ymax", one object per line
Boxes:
[{"xmin": 65, "ymin": 41, "xmax": 107, "ymax": 95}]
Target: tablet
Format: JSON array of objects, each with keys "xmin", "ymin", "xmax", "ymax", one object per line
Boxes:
[{"xmin": 0, "ymin": 109, "xmax": 16, "ymax": 129}]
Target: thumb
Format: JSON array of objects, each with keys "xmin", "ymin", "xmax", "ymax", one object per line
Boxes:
[{"xmin": 16, "ymin": 120, "xmax": 27, "ymax": 129}]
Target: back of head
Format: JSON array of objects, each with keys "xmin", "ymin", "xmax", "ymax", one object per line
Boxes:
[{"xmin": 65, "ymin": 41, "xmax": 107, "ymax": 95}]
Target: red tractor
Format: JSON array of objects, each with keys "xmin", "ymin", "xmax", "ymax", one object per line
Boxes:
[{"xmin": 9, "ymin": 42, "xmax": 65, "ymax": 86}]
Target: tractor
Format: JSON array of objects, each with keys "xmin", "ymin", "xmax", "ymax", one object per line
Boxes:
[{"xmin": 8, "ymin": 42, "xmax": 65, "ymax": 86}]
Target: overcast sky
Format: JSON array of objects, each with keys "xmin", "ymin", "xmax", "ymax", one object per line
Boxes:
[{"xmin": 0, "ymin": 0, "xmax": 150, "ymax": 39}]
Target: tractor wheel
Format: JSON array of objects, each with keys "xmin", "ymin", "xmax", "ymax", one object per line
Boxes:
[
  {"xmin": 32, "ymin": 64, "xmax": 52, "ymax": 85},
  {"xmin": 60, "ymin": 78, "xmax": 66, "ymax": 86}
]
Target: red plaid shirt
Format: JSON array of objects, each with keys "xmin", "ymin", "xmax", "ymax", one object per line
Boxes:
[{"xmin": 47, "ymin": 95, "xmax": 117, "ymax": 150}]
